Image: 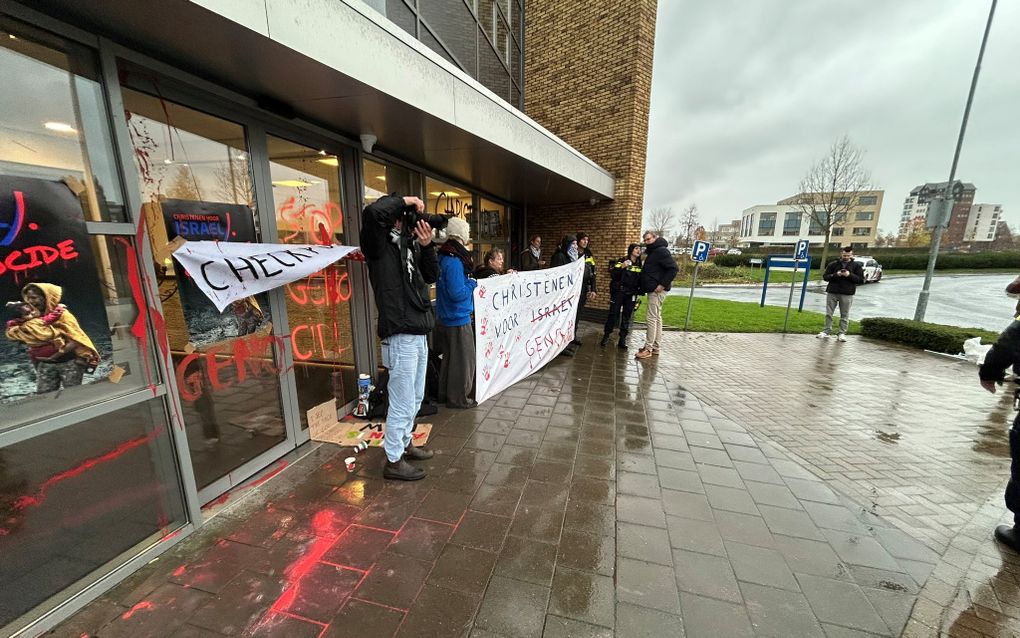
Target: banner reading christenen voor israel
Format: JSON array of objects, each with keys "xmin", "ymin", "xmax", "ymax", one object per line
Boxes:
[
  {"xmin": 172, "ymin": 241, "xmax": 361, "ymax": 312},
  {"xmin": 474, "ymin": 259, "xmax": 584, "ymax": 404}
]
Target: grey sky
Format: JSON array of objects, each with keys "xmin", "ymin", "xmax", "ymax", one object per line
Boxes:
[{"xmin": 643, "ymin": 1, "xmax": 1019, "ymax": 236}]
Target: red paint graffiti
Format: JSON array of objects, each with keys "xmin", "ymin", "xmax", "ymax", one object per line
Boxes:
[
  {"xmin": 0, "ymin": 239, "xmax": 79, "ymax": 277},
  {"xmin": 174, "ymin": 333, "xmax": 285, "ymax": 401},
  {"xmin": 121, "ymin": 601, "xmax": 154, "ymax": 620}
]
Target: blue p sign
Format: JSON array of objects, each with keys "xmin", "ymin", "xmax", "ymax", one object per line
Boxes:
[
  {"xmin": 691, "ymin": 240, "xmax": 711, "ymax": 263},
  {"xmin": 794, "ymin": 239, "xmax": 809, "ymax": 260}
]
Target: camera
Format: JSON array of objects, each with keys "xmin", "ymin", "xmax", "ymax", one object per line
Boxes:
[{"xmin": 400, "ymin": 204, "xmax": 450, "ymax": 235}]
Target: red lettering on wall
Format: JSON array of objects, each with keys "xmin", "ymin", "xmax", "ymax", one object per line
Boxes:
[
  {"xmin": 0, "ymin": 238, "xmax": 78, "ymax": 277},
  {"xmin": 173, "ymin": 333, "xmax": 287, "ymax": 401}
]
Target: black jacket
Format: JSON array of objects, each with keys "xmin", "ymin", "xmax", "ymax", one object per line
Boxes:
[
  {"xmin": 639, "ymin": 238, "xmax": 679, "ymax": 293},
  {"xmin": 580, "ymin": 247, "xmax": 597, "ymax": 295},
  {"xmin": 519, "ymin": 249, "xmax": 541, "ymax": 271},
  {"xmin": 609, "ymin": 252, "xmax": 643, "ymax": 296},
  {"xmin": 823, "ymin": 258, "xmax": 865, "ymax": 295},
  {"xmin": 360, "ymin": 195, "xmax": 438, "ymax": 339},
  {"xmin": 474, "ymin": 265, "xmax": 499, "ymax": 279},
  {"xmin": 550, "ymin": 236, "xmax": 574, "ymax": 268},
  {"xmin": 980, "ymin": 320, "xmax": 1020, "ymax": 383}
]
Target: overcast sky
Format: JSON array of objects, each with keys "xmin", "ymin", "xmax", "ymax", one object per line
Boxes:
[{"xmin": 643, "ymin": 0, "xmax": 1019, "ymax": 235}]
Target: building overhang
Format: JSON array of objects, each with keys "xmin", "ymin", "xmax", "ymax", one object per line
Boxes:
[{"xmin": 27, "ymin": 0, "xmax": 615, "ymax": 206}]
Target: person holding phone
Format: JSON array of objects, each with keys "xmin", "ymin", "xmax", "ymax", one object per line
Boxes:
[{"xmin": 817, "ymin": 246, "xmax": 864, "ymax": 342}]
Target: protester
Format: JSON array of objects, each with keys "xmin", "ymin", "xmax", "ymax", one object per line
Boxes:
[
  {"xmin": 817, "ymin": 246, "xmax": 864, "ymax": 342},
  {"xmin": 1005, "ymin": 274, "xmax": 1020, "ymax": 317},
  {"xmin": 436, "ymin": 217, "xmax": 478, "ymax": 409},
  {"xmin": 474, "ymin": 247, "xmax": 514, "ymax": 279},
  {"xmin": 574, "ymin": 232, "xmax": 598, "ymax": 346},
  {"xmin": 550, "ymin": 235, "xmax": 581, "ymax": 357},
  {"xmin": 519, "ymin": 235, "xmax": 545, "ymax": 271},
  {"xmin": 601, "ymin": 242, "xmax": 643, "ymax": 350},
  {"xmin": 978, "ymin": 318, "xmax": 1020, "ymax": 551},
  {"xmin": 360, "ymin": 194, "xmax": 437, "ymax": 481},
  {"xmin": 635, "ymin": 231, "xmax": 678, "ymax": 360}
]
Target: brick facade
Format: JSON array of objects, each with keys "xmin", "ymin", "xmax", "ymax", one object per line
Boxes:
[{"xmin": 523, "ymin": 0, "xmax": 657, "ymax": 311}]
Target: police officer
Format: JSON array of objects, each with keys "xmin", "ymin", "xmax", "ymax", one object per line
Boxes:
[
  {"xmin": 600, "ymin": 243, "xmax": 642, "ymax": 349},
  {"xmin": 979, "ymin": 319, "xmax": 1020, "ymax": 550},
  {"xmin": 573, "ymin": 232, "xmax": 597, "ymax": 346}
]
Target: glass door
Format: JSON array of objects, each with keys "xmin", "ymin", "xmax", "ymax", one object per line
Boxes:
[
  {"xmin": 120, "ymin": 88, "xmax": 292, "ymax": 494},
  {"xmin": 267, "ymin": 136, "xmax": 358, "ymax": 424}
]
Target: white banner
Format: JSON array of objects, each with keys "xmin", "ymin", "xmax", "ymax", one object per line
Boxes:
[
  {"xmin": 474, "ymin": 259, "xmax": 585, "ymax": 404},
  {"xmin": 172, "ymin": 241, "xmax": 361, "ymax": 311}
]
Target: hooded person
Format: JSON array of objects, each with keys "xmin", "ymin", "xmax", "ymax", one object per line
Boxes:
[
  {"xmin": 600, "ymin": 242, "xmax": 643, "ymax": 349},
  {"xmin": 550, "ymin": 235, "xmax": 577, "ymax": 268},
  {"xmin": 5, "ymin": 282, "xmax": 100, "ymax": 393},
  {"xmin": 435, "ymin": 216, "xmax": 478, "ymax": 408}
]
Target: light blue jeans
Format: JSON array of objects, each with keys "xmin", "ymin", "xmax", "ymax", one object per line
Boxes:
[{"xmin": 381, "ymin": 333, "xmax": 428, "ymax": 462}]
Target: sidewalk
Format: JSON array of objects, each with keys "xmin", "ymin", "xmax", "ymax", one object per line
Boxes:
[{"xmin": 50, "ymin": 329, "xmax": 1018, "ymax": 637}]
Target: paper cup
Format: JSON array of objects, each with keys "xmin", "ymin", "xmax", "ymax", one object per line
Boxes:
[{"xmin": 344, "ymin": 457, "xmax": 356, "ymax": 472}]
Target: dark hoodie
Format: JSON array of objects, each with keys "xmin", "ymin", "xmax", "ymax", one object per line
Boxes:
[
  {"xmin": 639, "ymin": 237, "xmax": 678, "ymax": 293},
  {"xmin": 550, "ymin": 235, "xmax": 576, "ymax": 268}
]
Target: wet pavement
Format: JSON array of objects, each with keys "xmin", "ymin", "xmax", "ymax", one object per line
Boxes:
[
  {"xmin": 50, "ymin": 327, "xmax": 1020, "ymax": 637},
  {"xmin": 678, "ymin": 273, "xmax": 1016, "ymax": 332}
]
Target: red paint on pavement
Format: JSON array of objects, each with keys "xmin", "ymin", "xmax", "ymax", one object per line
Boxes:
[
  {"xmin": 171, "ymin": 565, "xmax": 187, "ymax": 577},
  {"xmin": 121, "ymin": 601, "xmax": 154, "ymax": 620}
]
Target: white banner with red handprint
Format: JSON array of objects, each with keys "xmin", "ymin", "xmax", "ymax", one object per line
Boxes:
[{"xmin": 474, "ymin": 259, "xmax": 584, "ymax": 404}]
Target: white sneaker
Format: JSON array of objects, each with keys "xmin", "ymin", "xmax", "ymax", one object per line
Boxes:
[
  {"xmin": 816, "ymin": 332, "xmax": 829, "ymax": 339},
  {"xmin": 836, "ymin": 334, "xmax": 847, "ymax": 342}
]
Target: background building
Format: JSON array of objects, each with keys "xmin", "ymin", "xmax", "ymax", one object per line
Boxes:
[
  {"xmin": 0, "ymin": 0, "xmax": 657, "ymax": 635},
  {"xmin": 740, "ymin": 190, "xmax": 884, "ymax": 250},
  {"xmin": 963, "ymin": 203, "xmax": 1002, "ymax": 244},
  {"xmin": 898, "ymin": 181, "xmax": 976, "ymax": 248}
]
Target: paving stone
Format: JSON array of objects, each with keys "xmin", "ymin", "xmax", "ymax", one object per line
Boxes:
[
  {"xmin": 774, "ymin": 534, "xmax": 852, "ymax": 580},
  {"xmin": 558, "ymin": 530, "xmax": 615, "ymax": 576},
  {"xmin": 618, "ymin": 471, "xmax": 662, "ymax": 497},
  {"xmin": 541, "ymin": 615, "xmax": 613, "ymax": 638},
  {"xmin": 740, "ymin": 581, "xmax": 825, "ymax": 638},
  {"xmin": 495, "ymin": 535, "xmax": 558, "ymax": 586},
  {"xmin": 704, "ymin": 484, "xmax": 759, "ymax": 515},
  {"xmin": 563, "ymin": 500, "xmax": 616, "ymax": 538},
  {"xmin": 323, "ymin": 598, "xmax": 405, "ymax": 638},
  {"xmin": 428, "ymin": 543, "xmax": 497, "ymax": 595},
  {"xmin": 451, "ymin": 511, "xmax": 511, "ymax": 553},
  {"xmin": 803, "ymin": 501, "xmax": 872, "ymax": 535},
  {"xmin": 323, "ymin": 526, "xmax": 395, "ymax": 570},
  {"xmin": 416, "ymin": 489, "xmax": 472, "ymax": 524},
  {"xmin": 614, "ymin": 602, "xmax": 685, "ymax": 638},
  {"xmin": 725, "ymin": 541, "xmax": 800, "ymax": 591},
  {"xmin": 679, "ymin": 592, "xmax": 754, "ymax": 638},
  {"xmin": 666, "ymin": 515, "xmax": 726, "ymax": 557},
  {"xmin": 388, "ymin": 517, "xmax": 454, "ymax": 561},
  {"xmin": 713, "ymin": 510, "xmax": 775, "ymax": 548},
  {"xmin": 618, "ymin": 522, "xmax": 673, "ymax": 566},
  {"xmin": 617, "ymin": 494, "xmax": 667, "ymax": 528},
  {"xmin": 745, "ymin": 481, "xmax": 803, "ymax": 509},
  {"xmin": 616, "ymin": 558, "xmax": 681, "ymax": 614},
  {"xmin": 548, "ymin": 567, "xmax": 615, "ymax": 628},
  {"xmin": 396, "ymin": 583, "xmax": 479, "ymax": 638},
  {"xmin": 475, "ymin": 575, "xmax": 550, "ymax": 638},
  {"xmin": 658, "ymin": 468, "xmax": 705, "ymax": 494},
  {"xmin": 672, "ymin": 549, "xmax": 742, "ymax": 603},
  {"xmin": 354, "ymin": 551, "xmax": 431, "ymax": 610},
  {"xmin": 661, "ymin": 489, "xmax": 713, "ymax": 521},
  {"xmin": 820, "ymin": 529, "xmax": 903, "ymax": 572},
  {"xmin": 618, "ymin": 452, "xmax": 658, "ymax": 475},
  {"xmin": 758, "ymin": 504, "xmax": 826, "ymax": 541},
  {"xmin": 797, "ymin": 574, "xmax": 892, "ymax": 635}
]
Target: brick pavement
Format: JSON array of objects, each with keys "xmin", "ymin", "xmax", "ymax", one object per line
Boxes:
[{"xmin": 50, "ymin": 328, "xmax": 1020, "ymax": 637}]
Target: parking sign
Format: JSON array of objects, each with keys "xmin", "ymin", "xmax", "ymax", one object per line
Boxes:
[
  {"xmin": 794, "ymin": 239, "xmax": 809, "ymax": 260},
  {"xmin": 691, "ymin": 240, "xmax": 711, "ymax": 263}
]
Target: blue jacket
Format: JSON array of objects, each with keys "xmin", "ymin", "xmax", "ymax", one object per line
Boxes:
[{"xmin": 436, "ymin": 253, "xmax": 477, "ymax": 327}]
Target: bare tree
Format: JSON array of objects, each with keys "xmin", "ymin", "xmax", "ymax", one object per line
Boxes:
[
  {"xmin": 645, "ymin": 206, "xmax": 675, "ymax": 239},
  {"xmin": 790, "ymin": 135, "xmax": 874, "ymax": 268},
  {"xmin": 212, "ymin": 160, "xmax": 254, "ymax": 205},
  {"xmin": 678, "ymin": 203, "xmax": 700, "ymax": 247},
  {"xmin": 164, "ymin": 165, "xmax": 201, "ymax": 201}
]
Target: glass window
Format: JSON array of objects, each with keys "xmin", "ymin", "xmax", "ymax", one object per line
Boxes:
[
  {"xmin": 385, "ymin": 0, "xmax": 417, "ymax": 37},
  {"xmin": 858, "ymin": 195, "xmax": 878, "ymax": 205},
  {"xmin": 122, "ymin": 88, "xmax": 287, "ymax": 490},
  {"xmin": 855, "ymin": 211, "xmax": 874, "ymax": 221},
  {"xmin": 476, "ymin": 197, "xmax": 509, "ymax": 267},
  {"xmin": 420, "ymin": 0, "xmax": 478, "ymax": 76},
  {"xmin": 478, "ymin": 31, "xmax": 509, "ymax": 102},
  {"xmin": 268, "ymin": 136, "xmax": 357, "ymax": 422},
  {"xmin": 478, "ymin": 0, "xmax": 496, "ymax": 40},
  {"xmin": 757, "ymin": 212, "xmax": 776, "ymax": 235},
  {"xmin": 807, "ymin": 216, "xmax": 823, "ymax": 235},
  {"xmin": 0, "ymin": 21, "xmax": 126, "ymax": 222},
  {"xmin": 0, "ymin": 398, "xmax": 186, "ymax": 629},
  {"xmin": 419, "ymin": 25, "xmax": 459, "ymax": 69},
  {"xmin": 852, "ymin": 227, "xmax": 870, "ymax": 236},
  {"xmin": 831, "ymin": 227, "xmax": 845, "ymax": 236},
  {"xmin": 782, "ymin": 212, "xmax": 801, "ymax": 236}
]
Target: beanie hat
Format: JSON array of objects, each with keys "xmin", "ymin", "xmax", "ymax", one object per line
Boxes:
[{"xmin": 447, "ymin": 217, "xmax": 471, "ymax": 244}]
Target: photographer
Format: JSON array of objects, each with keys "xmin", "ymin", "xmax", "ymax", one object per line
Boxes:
[
  {"xmin": 817, "ymin": 246, "xmax": 864, "ymax": 342},
  {"xmin": 978, "ymin": 319, "xmax": 1020, "ymax": 551},
  {"xmin": 361, "ymin": 194, "xmax": 443, "ymax": 481}
]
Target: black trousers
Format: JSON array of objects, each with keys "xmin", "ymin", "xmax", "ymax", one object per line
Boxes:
[
  {"xmin": 603, "ymin": 291, "xmax": 637, "ymax": 341},
  {"xmin": 1008, "ymin": 416, "xmax": 1020, "ymax": 524},
  {"xmin": 573, "ymin": 292, "xmax": 588, "ymax": 342}
]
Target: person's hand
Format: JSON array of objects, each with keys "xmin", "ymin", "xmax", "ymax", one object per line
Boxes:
[
  {"xmin": 588, "ymin": 291, "xmax": 596, "ymax": 300},
  {"xmin": 981, "ymin": 379, "xmax": 998, "ymax": 393},
  {"xmin": 506, "ymin": 269, "xmax": 516, "ymax": 274},
  {"xmin": 539, "ymin": 260, "xmax": 547, "ymax": 266},
  {"xmin": 403, "ymin": 196, "xmax": 424, "ymax": 213},
  {"xmin": 413, "ymin": 219, "xmax": 432, "ymax": 246},
  {"xmin": 655, "ymin": 284, "xmax": 665, "ymax": 293},
  {"xmin": 623, "ymin": 259, "xmax": 632, "ymax": 267}
]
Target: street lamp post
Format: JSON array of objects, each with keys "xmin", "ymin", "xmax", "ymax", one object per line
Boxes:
[{"xmin": 913, "ymin": 0, "xmax": 997, "ymax": 322}]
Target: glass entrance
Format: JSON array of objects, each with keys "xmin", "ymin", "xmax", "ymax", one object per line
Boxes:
[{"xmin": 120, "ymin": 88, "xmax": 290, "ymax": 492}]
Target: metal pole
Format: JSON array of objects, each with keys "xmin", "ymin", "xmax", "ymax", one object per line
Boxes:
[
  {"xmin": 914, "ymin": 0, "xmax": 996, "ymax": 322},
  {"xmin": 684, "ymin": 262, "xmax": 699, "ymax": 331},
  {"xmin": 783, "ymin": 261, "xmax": 799, "ymax": 333}
]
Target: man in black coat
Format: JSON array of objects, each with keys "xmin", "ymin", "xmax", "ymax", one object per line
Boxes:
[
  {"xmin": 635, "ymin": 231, "xmax": 678, "ymax": 360},
  {"xmin": 817, "ymin": 246, "xmax": 865, "ymax": 342},
  {"xmin": 361, "ymin": 195, "xmax": 439, "ymax": 481},
  {"xmin": 979, "ymin": 319, "xmax": 1020, "ymax": 551}
]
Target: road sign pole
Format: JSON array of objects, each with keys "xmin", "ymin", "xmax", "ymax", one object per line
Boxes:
[
  {"xmin": 783, "ymin": 261, "xmax": 799, "ymax": 333},
  {"xmin": 684, "ymin": 261, "xmax": 699, "ymax": 331}
]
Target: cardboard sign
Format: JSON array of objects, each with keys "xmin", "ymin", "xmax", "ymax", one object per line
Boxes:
[
  {"xmin": 172, "ymin": 240, "xmax": 361, "ymax": 312},
  {"xmin": 473, "ymin": 259, "xmax": 584, "ymax": 404},
  {"xmin": 306, "ymin": 398, "xmax": 339, "ymax": 432},
  {"xmin": 309, "ymin": 419, "xmax": 432, "ymax": 447}
]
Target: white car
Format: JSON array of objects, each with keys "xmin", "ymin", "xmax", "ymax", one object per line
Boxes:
[
  {"xmin": 726, "ymin": 248, "xmax": 742, "ymax": 255},
  {"xmin": 854, "ymin": 256, "xmax": 883, "ymax": 283}
]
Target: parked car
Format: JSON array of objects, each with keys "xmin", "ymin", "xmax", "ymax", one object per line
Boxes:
[
  {"xmin": 726, "ymin": 248, "xmax": 742, "ymax": 255},
  {"xmin": 853, "ymin": 256, "xmax": 883, "ymax": 283}
]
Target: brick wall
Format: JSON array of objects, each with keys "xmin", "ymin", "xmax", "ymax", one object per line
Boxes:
[{"xmin": 523, "ymin": 0, "xmax": 658, "ymax": 311}]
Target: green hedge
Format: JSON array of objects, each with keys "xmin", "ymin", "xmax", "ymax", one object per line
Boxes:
[
  {"xmin": 860, "ymin": 317, "xmax": 999, "ymax": 354},
  {"xmin": 713, "ymin": 251, "xmax": 1020, "ymax": 270}
]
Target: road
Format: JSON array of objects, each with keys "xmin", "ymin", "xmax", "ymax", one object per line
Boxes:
[{"xmin": 674, "ymin": 273, "xmax": 1016, "ymax": 332}]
